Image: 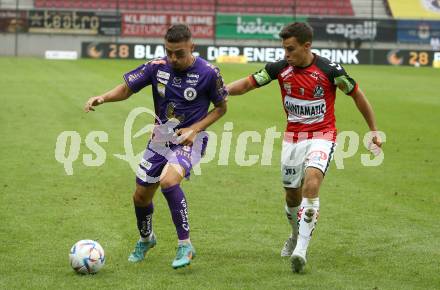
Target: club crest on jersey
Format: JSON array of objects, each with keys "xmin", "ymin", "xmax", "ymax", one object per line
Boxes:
[
  {"xmin": 313, "ymin": 85, "xmax": 324, "ymax": 98},
  {"xmin": 299, "ymin": 87, "xmax": 305, "ymax": 96},
  {"xmin": 183, "ymin": 87, "xmax": 197, "ymax": 101}
]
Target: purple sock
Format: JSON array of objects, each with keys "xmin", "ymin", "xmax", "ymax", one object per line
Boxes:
[
  {"xmin": 161, "ymin": 184, "xmax": 190, "ymax": 240},
  {"xmin": 134, "ymin": 202, "xmax": 154, "ymax": 238}
]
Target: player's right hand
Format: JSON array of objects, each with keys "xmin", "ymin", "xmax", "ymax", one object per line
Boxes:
[
  {"xmin": 369, "ymin": 131, "xmax": 383, "ymax": 156},
  {"xmin": 84, "ymin": 96, "xmax": 105, "ymax": 112}
]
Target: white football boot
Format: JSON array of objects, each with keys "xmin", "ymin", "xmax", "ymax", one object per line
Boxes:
[{"xmin": 290, "ymin": 250, "xmax": 307, "ymax": 273}]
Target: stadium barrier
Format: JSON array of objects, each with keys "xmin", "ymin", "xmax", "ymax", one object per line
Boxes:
[{"xmin": 81, "ymin": 42, "xmax": 440, "ymax": 67}]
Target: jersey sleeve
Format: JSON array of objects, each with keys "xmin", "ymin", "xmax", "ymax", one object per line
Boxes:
[
  {"xmin": 208, "ymin": 66, "xmax": 228, "ymax": 105},
  {"xmin": 123, "ymin": 61, "xmax": 155, "ymax": 93},
  {"xmin": 331, "ymin": 63, "xmax": 358, "ymax": 95},
  {"xmin": 250, "ymin": 60, "xmax": 287, "ymax": 87}
]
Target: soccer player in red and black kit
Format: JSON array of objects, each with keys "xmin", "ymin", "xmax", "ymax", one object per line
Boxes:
[{"xmin": 226, "ymin": 22, "xmax": 382, "ymax": 273}]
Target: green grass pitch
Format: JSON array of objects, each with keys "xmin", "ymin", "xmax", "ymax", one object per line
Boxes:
[{"xmin": 0, "ymin": 57, "xmax": 439, "ymax": 289}]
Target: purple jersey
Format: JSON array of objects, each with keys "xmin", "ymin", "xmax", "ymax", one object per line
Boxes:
[{"xmin": 123, "ymin": 57, "xmax": 227, "ymax": 130}]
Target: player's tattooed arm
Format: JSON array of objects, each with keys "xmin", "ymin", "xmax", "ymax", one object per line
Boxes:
[
  {"xmin": 175, "ymin": 100, "xmax": 227, "ymax": 146},
  {"xmin": 84, "ymin": 83, "xmax": 133, "ymax": 112}
]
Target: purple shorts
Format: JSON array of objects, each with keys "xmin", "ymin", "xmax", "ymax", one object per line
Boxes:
[{"xmin": 135, "ymin": 137, "xmax": 208, "ymax": 186}]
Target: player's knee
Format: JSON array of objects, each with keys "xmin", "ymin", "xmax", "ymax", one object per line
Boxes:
[
  {"xmin": 160, "ymin": 164, "xmax": 184, "ymax": 189},
  {"xmin": 132, "ymin": 192, "xmax": 144, "ymax": 205},
  {"xmin": 285, "ymin": 187, "xmax": 302, "ymax": 206},
  {"xmin": 159, "ymin": 177, "xmax": 178, "ymax": 190},
  {"xmin": 133, "ymin": 189, "xmax": 149, "ymax": 206},
  {"xmin": 285, "ymin": 187, "xmax": 301, "ymax": 196}
]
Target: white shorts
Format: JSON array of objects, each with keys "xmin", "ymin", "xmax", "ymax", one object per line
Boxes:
[{"xmin": 281, "ymin": 139, "xmax": 336, "ymax": 188}]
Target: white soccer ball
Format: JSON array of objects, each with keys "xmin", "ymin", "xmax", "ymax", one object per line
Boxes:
[{"xmin": 69, "ymin": 240, "xmax": 105, "ymax": 274}]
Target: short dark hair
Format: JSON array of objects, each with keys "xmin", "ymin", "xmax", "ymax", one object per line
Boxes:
[
  {"xmin": 165, "ymin": 24, "xmax": 192, "ymax": 43},
  {"xmin": 279, "ymin": 22, "xmax": 313, "ymax": 44}
]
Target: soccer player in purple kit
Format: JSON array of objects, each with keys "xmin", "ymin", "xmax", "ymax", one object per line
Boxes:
[{"xmin": 84, "ymin": 24, "xmax": 227, "ymax": 269}]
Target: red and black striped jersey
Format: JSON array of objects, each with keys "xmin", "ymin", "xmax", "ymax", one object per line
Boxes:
[{"xmin": 250, "ymin": 54, "xmax": 358, "ymax": 142}]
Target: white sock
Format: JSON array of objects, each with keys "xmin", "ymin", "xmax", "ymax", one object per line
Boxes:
[
  {"xmin": 293, "ymin": 197, "xmax": 320, "ymax": 258},
  {"xmin": 139, "ymin": 231, "xmax": 154, "ymax": 243},
  {"xmin": 178, "ymin": 238, "xmax": 191, "ymax": 246},
  {"xmin": 285, "ymin": 205, "xmax": 300, "ymax": 239}
]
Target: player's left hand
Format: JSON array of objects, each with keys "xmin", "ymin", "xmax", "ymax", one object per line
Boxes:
[{"xmin": 175, "ymin": 127, "xmax": 199, "ymax": 146}]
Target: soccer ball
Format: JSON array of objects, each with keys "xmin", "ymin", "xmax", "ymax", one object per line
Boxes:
[{"xmin": 69, "ymin": 240, "xmax": 105, "ymax": 274}]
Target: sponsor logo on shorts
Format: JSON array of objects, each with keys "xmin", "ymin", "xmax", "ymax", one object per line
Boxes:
[
  {"xmin": 308, "ymin": 150, "xmax": 328, "ymax": 161},
  {"xmin": 284, "ymin": 167, "xmax": 296, "ymax": 176},
  {"xmin": 140, "ymin": 158, "xmax": 152, "ymax": 170},
  {"xmin": 282, "ymin": 165, "xmax": 298, "ymax": 185},
  {"xmin": 180, "ymin": 158, "xmax": 191, "ymax": 169}
]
